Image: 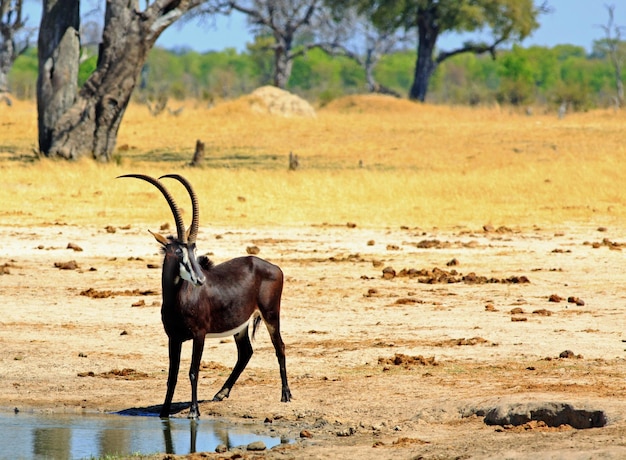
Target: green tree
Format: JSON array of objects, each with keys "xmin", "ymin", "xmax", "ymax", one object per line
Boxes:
[
  {"xmin": 351, "ymin": 0, "xmax": 546, "ymax": 101},
  {"xmin": 496, "ymin": 45, "xmax": 535, "ymax": 105}
]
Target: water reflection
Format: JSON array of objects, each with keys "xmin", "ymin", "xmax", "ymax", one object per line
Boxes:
[{"xmin": 0, "ymin": 411, "xmax": 282, "ymax": 459}]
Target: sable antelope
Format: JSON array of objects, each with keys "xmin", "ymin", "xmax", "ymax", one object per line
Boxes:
[{"xmin": 117, "ymin": 174, "xmax": 291, "ymax": 418}]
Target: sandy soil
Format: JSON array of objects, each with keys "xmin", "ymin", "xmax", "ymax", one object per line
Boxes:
[{"xmin": 1, "ymin": 222, "xmax": 625, "ymax": 459}]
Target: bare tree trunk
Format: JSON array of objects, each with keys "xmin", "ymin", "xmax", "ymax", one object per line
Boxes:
[
  {"xmin": 0, "ymin": 35, "xmax": 14, "ymax": 103},
  {"xmin": 1, "ymin": 0, "xmax": 30, "ymax": 104},
  {"xmin": 37, "ymin": 0, "xmax": 80, "ymax": 153},
  {"xmin": 603, "ymin": 5, "xmax": 625, "ymax": 108},
  {"xmin": 38, "ymin": 0, "xmax": 205, "ymax": 161},
  {"xmin": 409, "ymin": 9, "xmax": 438, "ymax": 102},
  {"xmin": 273, "ymin": 37, "xmax": 293, "ymax": 89}
]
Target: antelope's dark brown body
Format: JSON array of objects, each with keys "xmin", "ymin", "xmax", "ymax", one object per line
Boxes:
[{"xmin": 118, "ymin": 174, "xmax": 291, "ymax": 418}]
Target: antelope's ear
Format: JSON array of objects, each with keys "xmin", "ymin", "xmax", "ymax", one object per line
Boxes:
[{"xmin": 149, "ymin": 229, "xmax": 169, "ymax": 246}]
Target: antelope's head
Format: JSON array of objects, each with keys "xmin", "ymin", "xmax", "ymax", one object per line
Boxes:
[{"xmin": 118, "ymin": 174, "xmax": 206, "ymax": 287}]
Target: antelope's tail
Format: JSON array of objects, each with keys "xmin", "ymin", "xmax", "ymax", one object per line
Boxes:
[{"xmin": 251, "ymin": 311, "xmax": 262, "ymax": 341}]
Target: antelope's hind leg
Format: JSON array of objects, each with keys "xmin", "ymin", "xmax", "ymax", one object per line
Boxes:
[
  {"xmin": 266, "ymin": 320, "xmax": 291, "ymax": 402},
  {"xmin": 212, "ymin": 327, "xmax": 253, "ymax": 401}
]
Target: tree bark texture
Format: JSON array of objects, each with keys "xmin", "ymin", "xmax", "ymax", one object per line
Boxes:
[
  {"xmin": 1, "ymin": 0, "xmax": 27, "ymax": 97},
  {"xmin": 39, "ymin": 0, "xmax": 202, "ymax": 161},
  {"xmin": 273, "ymin": 36, "xmax": 293, "ymax": 89},
  {"xmin": 409, "ymin": 7, "xmax": 438, "ymax": 102},
  {"xmin": 37, "ymin": 0, "xmax": 80, "ymax": 153}
]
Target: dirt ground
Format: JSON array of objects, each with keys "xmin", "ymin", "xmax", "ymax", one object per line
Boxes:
[{"xmin": 1, "ymin": 222, "xmax": 625, "ymax": 459}]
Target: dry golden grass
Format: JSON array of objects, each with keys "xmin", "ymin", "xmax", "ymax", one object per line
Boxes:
[{"xmin": 1, "ymin": 95, "xmax": 625, "ymax": 230}]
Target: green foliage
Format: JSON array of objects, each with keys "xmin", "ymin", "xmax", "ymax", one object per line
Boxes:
[
  {"xmin": 7, "ymin": 38, "xmax": 626, "ymax": 111},
  {"xmin": 8, "ymin": 48, "xmax": 38, "ymax": 99},
  {"xmin": 78, "ymin": 55, "xmax": 98, "ymax": 87},
  {"xmin": 289, "ymin": 48, "xmax": 365, "ymax": 97}
]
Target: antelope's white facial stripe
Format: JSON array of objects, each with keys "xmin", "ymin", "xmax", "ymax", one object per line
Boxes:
[{"xmin": 178, "ymin": 246, "xmax": 201, "ymax": 285}]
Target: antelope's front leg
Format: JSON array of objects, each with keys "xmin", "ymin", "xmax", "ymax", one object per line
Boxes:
[
  {"xmin": 161, "ymin": 339, "xmax": 182, "ymax": 418},
  {"xmin": 188, "ymin": 335, "xmax": 206, "ymax": 419}
]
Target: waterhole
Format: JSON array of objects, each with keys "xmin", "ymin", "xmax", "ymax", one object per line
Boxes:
[{"xmin": 0, "ymin": 410, "xmax": 284, "ymax": 459}]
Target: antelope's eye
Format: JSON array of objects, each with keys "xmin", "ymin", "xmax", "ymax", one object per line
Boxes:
[{"xmin": 175, "ymin": 247, "xmax": 183, "ymax": 256}]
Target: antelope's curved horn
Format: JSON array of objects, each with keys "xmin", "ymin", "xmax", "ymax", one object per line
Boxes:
[
  {"xmin": 160, "ymin": 174, "xmax": 200, "ymax": 244},
  {"xmin": 117, "ymin": 174, "xmax": 187, "ymax": 243}
]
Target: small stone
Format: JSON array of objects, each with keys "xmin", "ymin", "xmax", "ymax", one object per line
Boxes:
[
  {"xmin": 548, "ymin": 294, "xmax": 562, "ymax": 302},
  {"xmin": 215, "ymin": 443, "xmax": 228, "ymax": 453},
  {"xmin": 246, "ymin": 245, "xmax": 260, "ymax": 255},
  {"xmin": 247, "ymin": 441, "xmax": 266, "ymax": 451},
  {"xmin": 446, "ymin": 258, "xmax": 459, "ymax": 266},
  {"xmin": 300, "ymin": 429, "xmax": 312, "ymax": 438},
  {"xmin": 55, "ymin": 260, "xmax": 78, "ymax": 270},
  {"xmin": 567, "ymin": 296, "xmax": 585, "ymax": 306},
  {"xmin": 67, "ymin": 242, "xmax": 83, "ymax": 252},
  {"xmin": 382, "ymin": 266, "xmax": 396, "ymax": 279}
]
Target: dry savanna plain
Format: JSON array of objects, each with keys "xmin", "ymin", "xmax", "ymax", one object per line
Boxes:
[{"xmin": 0, "ymin": 92, "xmax": 625, "ymax": 459}]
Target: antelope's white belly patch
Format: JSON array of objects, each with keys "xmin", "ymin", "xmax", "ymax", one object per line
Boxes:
[{"xmin": 205, "ymin": 319, "xmax": 250, "ymax": 339}]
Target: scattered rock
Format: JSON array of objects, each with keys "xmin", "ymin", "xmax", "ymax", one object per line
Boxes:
[
  {"xmin": 510, "ymin": 307, "xmax": 525, "ymax": 315},
  {"xmin": 482, "ymin": 401, "xmax": 606, "ymax": 429},
  {"xmin": 533, "ymin": 309, "xmax": 552, "ymax": 316},
  {"xmin": 55, "ymin": 260, "xmax": 78, "ymax": 270},
  {"xmin": 437, "ymin": 337, "xmax": 493, "ymax": 347},
  {"xmin": 415, "ymin": 239, "xmax": 444, "ymax": 249},
  {"xmin": 393, "ymin": 297, "xmax": 424, "ymax": 305},
  {"xmin": 585, "ymin": 238, "xmax": 624, "ymax": 250},
  {"xmin": 485, "ymin": 303, "xmax": 498, "ymax": 312},
  {"xmin": 382, "ymin": 266, "xmax": 396, "ymax": 279},
  {"xmin": 80, "ymin": 288, "xmax": 158, "ymax": 298},
  {"xmin": 378, "ymin": 353, "xmax": 437, "ymax": 369},
  {"xmin": 567, "ymin": 296, "xmax": 585, "ymax": 306},
  {"xmin": 215, "ymin": 444, "xmax": 228, "ymax": 453},
  {"xmin": 336, "ymin": 427, "xmax": 356, "ymax": 437},
  {"xmin": 548, "ymin": 294, "xmax": 563, "ymax": 302},
  {"xmin": 300, "ymin": 430, "xmax": 313, "ymax": 438},
  {"xmin": 247, "ymin": 441, "xmax": 266, "ymax": 451},
  {"xmin": 105, "ymin": 225, "xmax": 116, "ymax": 233},
  {"xmin": 446, "ymin": 258, "xmax": 459, "ymax": 266},
  {"xmin": 67, "ymin": 242, "xmax": 83, "ymax": 252},
  {"xmin": 246, "ymin": 245, "xmax": 260, "ymax": 255},
  {"xmin": 559, "ymin": 350, "xmax": 583, "ymax": 359},
  {"xmin": 383, "ymin": 266, "xmax": 530, "ymax": 284}
]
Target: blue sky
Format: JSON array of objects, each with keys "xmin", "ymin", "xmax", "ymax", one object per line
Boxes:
[
  {"xmin": 23, "ymin": 1, "xmax": 618, "ymax": 53},
  {"xmin": 157, "ymin": 0, "xmax": 617, "ymax": 53}
]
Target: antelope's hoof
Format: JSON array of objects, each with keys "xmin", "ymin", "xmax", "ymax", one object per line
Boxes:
[
  {"xmin": 281, "ymin": 388, "xmax": 292, "ymax": 402},
  {"xmin": 212, "ymin": 389, "xmax": 230, "ymax": 402}
]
